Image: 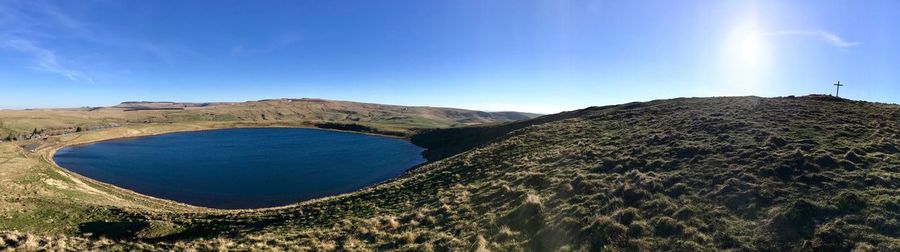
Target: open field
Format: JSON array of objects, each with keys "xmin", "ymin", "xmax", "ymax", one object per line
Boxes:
[{"xmin": 1, "ymin": 96, "xmax": 899, "ymax": 251}]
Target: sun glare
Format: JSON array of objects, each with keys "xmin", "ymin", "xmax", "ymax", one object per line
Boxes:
[
  {"xmin": 724, "ymin": 22, "xmax": 769, "ymax": 70},
  {"xmin": 719, "ymin": 20, "xmax": 772, "ymax": 94},
  {"xmin": 733, "ymin": 28, "xmax": 762, "ymax": 66}
]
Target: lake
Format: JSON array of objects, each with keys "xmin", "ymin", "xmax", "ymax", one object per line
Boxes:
[{"xmin": 53, "ymin": 128, "xmax": 426, "ymax": 209}]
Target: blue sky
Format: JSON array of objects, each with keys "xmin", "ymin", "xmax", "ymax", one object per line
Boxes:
[{"xmin": 1, "ymin": 1, "xmax": 897, "ymax": 113}]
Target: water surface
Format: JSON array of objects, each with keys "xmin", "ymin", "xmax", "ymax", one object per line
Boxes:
[{"xmin": 54, "ymin": 128, "xmax": 425, "ymax": 209}]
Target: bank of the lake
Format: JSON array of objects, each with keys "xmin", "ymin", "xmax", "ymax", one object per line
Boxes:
[
  {"xmin": 53, "ymin": 128, "xmax": 426, "ymax": 209},
  {"xmin": 33, "ymin": 121, "xmax": 428, "ymax": 214}
]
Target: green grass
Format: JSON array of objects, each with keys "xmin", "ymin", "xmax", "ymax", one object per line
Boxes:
[{"xmin": 1, "ymin": 96, "xmax": 898, "ymax": 250}]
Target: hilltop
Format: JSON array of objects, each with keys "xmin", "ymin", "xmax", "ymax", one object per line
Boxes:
[{"xmin": 0, "ymin": 96, "xmax": 898, "ymax": 251}]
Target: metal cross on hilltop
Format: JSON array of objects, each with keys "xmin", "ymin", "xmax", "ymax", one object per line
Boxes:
[{"xmin": 833, "ymin": 81, "xmax": 844, "ymax": 97}]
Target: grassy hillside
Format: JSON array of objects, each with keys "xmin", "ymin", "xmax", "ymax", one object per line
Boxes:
[
  {"xmin": 1, "ymin": 96, "xmax": 899, "ymax": 251},
  {"xmin": 0, "ymin": 98, "xmax": 539, "ymax": 141}
]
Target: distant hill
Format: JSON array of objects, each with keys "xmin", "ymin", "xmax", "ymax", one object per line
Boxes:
[
  {"xmin": 167, "ymin": 98, "xmax": 542, "ymax": 126},
  {"xmin": 113, "ymin": 101, "xmax": 234, "ymax": 110},
  {"xmin": 0, "ymin": 98, "xmax": 540, "ymax": 140},
  {"xmin": 114, "ymin": 101, "xmax": 235, "ymax": 108}
]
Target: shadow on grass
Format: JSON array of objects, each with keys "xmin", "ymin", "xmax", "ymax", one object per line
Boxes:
[{"xmin": 79, "ymin": 221, "xmax": 149, "ymax": 240}]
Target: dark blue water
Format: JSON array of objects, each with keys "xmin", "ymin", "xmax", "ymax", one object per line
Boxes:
[{"xmin": 54, "ymin": 128, "xmax": 425, "ymax": 209}]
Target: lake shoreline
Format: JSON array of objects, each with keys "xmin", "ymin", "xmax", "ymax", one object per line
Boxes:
[{"xmin": 38, "ymin": 121, "xmax": 432, "ymax": 212}]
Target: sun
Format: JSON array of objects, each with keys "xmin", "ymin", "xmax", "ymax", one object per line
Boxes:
[
  {"xmin": 733, "ymin": 28, "xmax": 762, "ymax": 67},
  {"xmin": 718, "ymin": 20, "xmax": 772, "ymax": 94},
  {"xmin": 724, "ymin": 23, "xmax": 768, "ymax": 70}
]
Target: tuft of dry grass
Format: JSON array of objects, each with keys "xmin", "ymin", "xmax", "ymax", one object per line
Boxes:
[{"xmin": 474, "ymin": 235, "xmax": 490, "ymax": 252}]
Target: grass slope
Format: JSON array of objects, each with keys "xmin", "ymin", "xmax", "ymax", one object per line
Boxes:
[{"xmin": 1, "ymin": 96, "xmax": 899, "ymax": 251}]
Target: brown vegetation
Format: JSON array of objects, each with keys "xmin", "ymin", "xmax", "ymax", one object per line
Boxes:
[{"xmin": 1, "ymin": 96, "xmax": 898, "ymax": 251}]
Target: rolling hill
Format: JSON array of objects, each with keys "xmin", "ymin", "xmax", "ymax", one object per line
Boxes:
[{"xmin": 0, "ymin": 98, "xmax": 540, "ymax": 141}]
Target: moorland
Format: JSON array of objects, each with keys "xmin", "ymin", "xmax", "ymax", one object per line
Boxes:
[{"xmin": 0, "ymin": 95, "xmax": 898, "ymax": 251}]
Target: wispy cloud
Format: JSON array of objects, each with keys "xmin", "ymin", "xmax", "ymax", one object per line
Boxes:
[
  {"xmin": 0, "ymin": 0, "xmax": 183, "ymax": 83},
  {"xmin": 0, "ymin": 1, "xmax": 96, "ymax": 82},
  {"xmin": 771, "ymin": 30, "xmax": 860, "ymax": 47},
  {"xmin": 4, "ymin": 39, "xmax": 94, "ymax": 83},
  {"xmin": 0, "ymin": 1, "xmax": 88, "ymax": 41}
]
